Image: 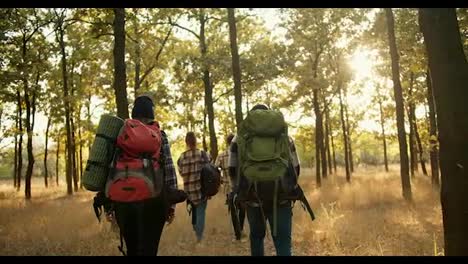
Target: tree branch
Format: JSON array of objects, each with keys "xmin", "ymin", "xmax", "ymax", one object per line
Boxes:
[
  {"xmin": 213, "ymin": 88, "xmax": 234, "ymax": 103},
  {"xmin": 168, "ymin": 17, "xmax": 200, "ymax": 40}
]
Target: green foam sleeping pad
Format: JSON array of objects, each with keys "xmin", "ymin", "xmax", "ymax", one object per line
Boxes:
[{"xmin": 83, "ymin": 114, "xmax": 124, "ymax": 192}]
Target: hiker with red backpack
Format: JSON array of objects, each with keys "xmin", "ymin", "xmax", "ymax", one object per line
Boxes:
[
  {"xmin": 177, "ymin": 132, "xmax": 220, "ymax": 243},
  {"xmin": 228, "ymin": 104, "xmax": 315, "ymax": 256},
  {"xmin": 90, "ymin": 95, "xmax": 186, "ymax": 256}
]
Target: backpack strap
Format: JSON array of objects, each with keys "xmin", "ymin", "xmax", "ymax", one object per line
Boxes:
[{"xmin": 201, "ymin": 150, "xmax": 210, "ymax": 164}]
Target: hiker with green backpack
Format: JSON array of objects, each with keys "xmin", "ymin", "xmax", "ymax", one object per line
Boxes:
[{"xmin": 228, "ymin": 104, "xmax": 314, "ymax": 256}]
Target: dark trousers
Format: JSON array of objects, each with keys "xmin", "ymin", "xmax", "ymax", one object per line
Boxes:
[
  {"xmin": 114, "ymin": 197, "xmax": 167, "ymax": 256},
  {"xmin": 246, "ymin": 203, "xmax": 293, "ymax": 256}
]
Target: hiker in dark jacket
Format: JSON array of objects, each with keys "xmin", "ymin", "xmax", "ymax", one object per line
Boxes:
[
  {"xmin": 106, "ymin": 95, "xmax": 180, "ymax": 256},
  {"xmin": 228, "ymin": 104, "xmax": 301, "ymax": 256},
  {"xmin": 177, "ymin": 132, "xmax": 211, "ymax": 243}
]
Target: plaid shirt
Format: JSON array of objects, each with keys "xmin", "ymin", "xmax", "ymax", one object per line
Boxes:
[
  {"xmin": 177, "ymin": 149, "xmax": 210, "ymax": 205},
  {"xmin": 215, "ymin": 150, "xmax": 231, "ymax": 188},
  {"xmin": 228, "ymin": 135, "xmax": 300, "ymax": 195},
  {"xmin": 161, "ymin": 131, "xmax": 178, "ymax": 210}
]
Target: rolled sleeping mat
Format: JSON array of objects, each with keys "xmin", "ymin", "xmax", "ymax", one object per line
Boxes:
[{"xmin": 83, "ymin": 114, "xmax": 124, "ymax": 192}]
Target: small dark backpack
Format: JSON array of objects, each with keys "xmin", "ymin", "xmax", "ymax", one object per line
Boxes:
[{"xmin": 200, "ymin": 151, "xmax": 221, "ymax": 197}]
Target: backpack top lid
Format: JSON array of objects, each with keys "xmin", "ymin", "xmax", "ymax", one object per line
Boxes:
[{"xmin": 242, "ymin": 109, "xmax": 287, "ymax": 137}]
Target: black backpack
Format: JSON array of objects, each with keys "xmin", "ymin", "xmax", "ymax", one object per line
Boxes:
[{"xmin": 200, "ymin": 151, "xmax": 221, "ymax": 197}]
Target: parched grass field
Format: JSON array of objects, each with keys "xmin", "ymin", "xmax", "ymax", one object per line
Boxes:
[{"xmin": 0, "ymin": 165, "xmax": 443, "ymax": 256}]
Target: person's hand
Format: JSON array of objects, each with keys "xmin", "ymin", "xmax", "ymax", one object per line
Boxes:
[{"xmin": 166, "ymin": 208, "xmax": 175, "ymax": 224}]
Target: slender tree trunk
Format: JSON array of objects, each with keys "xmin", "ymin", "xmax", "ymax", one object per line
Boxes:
[
  {"xmin": 413, "ymin": 114, "xmax": 428, "ymax": 175},
  {"xmin": 78, "ymin": 108, "xmax": 83, "ymax": 189},
  {"xmin": 202, "ymin": 109, "xmax": 208, "ymax": 151},
  {"xmin": 13, "ymin": 107, "xmax": 18, "ymax": 188},
  {"xmin": 57, "ymin": 20, "xmax": 73, "ymax": 195},
  {"xmin": 113, "ymin": 8, "xmax": 129, "ymax": 119},
  {"xmin": 133, "ymin": 8, "xmax": 141, "ymax": 97},
  {"xmin": 420, "ymin": 8, "xmax": 468, "ymax": 255},
  {"xmin": 55, "ymin": 131, "xmax": 60, "ymax": 186},
  {"xmin": 22, "ymin": 41, "xmax": 36, "ymax": 200},
  {"xmin": 378, "ymin": 97, "xmax": 389, "ymax": 172},
  {"xmin": 386, "ymin": 8, "xmax": 412, "ymax": 201},
  {"xmin": 227, "ymin": 8, "xmax": 243, "ymax": 131},
  {"xmin": 426, "ymin": 69, "xmax": 440, "ymax": 186},
  {"xmin": 44, "ymin": 114, "xmax": 51, "ymax": 188},
  {"xmin": 70, "ymin": 64, "xmax": 78, "ymax": 192},
  {"xmin": 339, "ymin": 85, "xmax": 351, "ymax": 182},
  {"xmin": 344, "ymin": 103, "xmax": 354, "ymax": 173},
  {"xmin": 325, "ymin": 106, "xmax": 333, "ymax": 174},
  {"xmin": 330, "ymin": 126, "xmax": 337, "ymax": 174},
  {"xmin": 408, "ymin": 73, "xmax": 418, "ymax": 177},
  {"xmin": 16, "ymin": 90, "xmax": 23, "ymax": 191},
  {"xmin": 313, "ymin": 92, "xmax": 324, "ymax": 183},
  {"xmin": 199, "ymin": 9, "xmax": 218, "ymax": 160}
]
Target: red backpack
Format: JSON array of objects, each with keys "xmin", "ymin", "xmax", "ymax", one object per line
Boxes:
[{"xmin": 105, "ymin": 119, "xmax": 164, "ymax": 202}]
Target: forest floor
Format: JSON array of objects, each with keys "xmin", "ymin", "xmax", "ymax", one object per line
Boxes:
[{"xmin": 0, "ymin": 165, "xmax": 444, "ymax": 256}]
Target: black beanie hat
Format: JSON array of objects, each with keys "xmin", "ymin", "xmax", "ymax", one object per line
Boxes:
[{"xmin": 131, "ymin": 95, "xmax": 154, "ymax": 120}]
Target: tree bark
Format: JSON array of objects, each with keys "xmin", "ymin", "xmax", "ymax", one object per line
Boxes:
[
  {"xmin": 339, "ymin": 84, "xmax": 351, "ymax": 182},
  {"xmin": 408, "ymin": 72, "xmax": 418, "ymax": 177},
  {"xmin": 330, "ymin": 124, "xmax": 337, "ymax": 174},
  {"xmin": 419, "ymin": 8, "xmax": 468, "ymax": 255},
  {"xmin": 70, "ymin": 64, "xmax": 78, "ymax": 192},
  {"xmin": 78, "ymin": 106, "xmax": 83, "ymax": 189},
  {"xmin": 385, "ymin": 8, "xmax": 412, "ymax": 201},
  {"xmin": 378, "ymin": 96, "xmax": 389, "ymax": 172},
  {"xmin": 55, "ymin": 131, "xmax": 60, "ymax": 186},
  {"xmin": 199, "ymin": 9, "xmax": 218, "ymax": 160},
  {"xmin": 227, "ymin": 8, "xmax": 244, "ymax": 131},
  {"xmin": 202, "ymin": 109, "xmax": 208, "ymax": 152},
  {"xmin": 44, "ymin": 114, "xmax": 51, "ymax": 188},
  {"xmin": 426, "ymin": 69, "xmax": 440, "ymax": 186},
  {"xmin": 413, "ymin": 112, "xmax": 428, "ymax": 176},
  {"xmin": 16, "ymin": 90, "xmax": 23, "ymax": 191},
  {"xmin": 325, "ymin": 105, "xmax": 333, "ymax": 174},
  {"xmin": 13, "ymin": 105, "xmax": 18, "ymax": 188},
  {"xmin": 56, "ymin": 18, "xmax": 73, "ymax": 195},
  {"xmin": 344, "ymin": 103, "xmax": 354, "ymax": 173},
  {"xmin": 113, "ymin": 8, "xmax": 129, "ymax": 119},
  {"xmin": 133, "ymin": 8, "xmax": 141, "ymax": 98}
]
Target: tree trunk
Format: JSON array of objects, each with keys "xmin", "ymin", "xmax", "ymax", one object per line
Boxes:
[
  {"xmin": 413, "ymin": 113, "xmax": 428, "ymax": 176},
  {"xmin": 13, "ymin": 106, "xmax": 18, "ymax": 188},
  {"xmin": 133, "ymin": 8, "xmax": 141, "ymax": 98},
  {"xmin": 339, "ymin": 84, "xmax": 351, "ymax": 183},
  {"xmin": 16, "ymin": 90, "xmax": 23, "ymax": 191},
  {"xmin": 44, "ymin": 114, "xmax": 51, "ymax": 188},
  {"xmin": 325, "ymin": 105, "xmax": 333, "ymax": 174},
  {"xmin": 78, "ymin": 108, "xmax": 83, "ymax": 189},
  {"xmin": 202, "ymin": 109, "xmax": 208, "ymax": 152},
  {"xmin": 426, "ymin": 69, "xmax": 440, "ymax": 186},
  {"xmin": 55, "ymin": 131, "xmax": 60, "ymax": 186},
  {"xmin": 378, "ymin": 97, "xmax": 389, "ymax": 172},
  {"xmin": 57, "ymin": 20, "xmax": 73, "ymax": 195},
  {"xmin": 385, "ymin": 8, "xmax": 412, "ymax": 201},
  {"xmin": 419, "ymin": 8, "xmax": 468, "ymax": 255},
  {"xmin": 199, "ymin": 9, "xmax": 218, "ymax": 160},
  {"xmin": 408, "ymin": 73, "xmax": 418, "ymax": 177},
  {"xmin": 70, "ymin": 65, "xmax": 78, "ymax": 192},
  {"xmin": 227, "ymin": 8, "xmax": 243, "ymax": 131},
  {"xmin": 22, "ymin": 41, "xmax": 36, "ymax": 200},
  {"xmin": 344, "ymin": 103, "xmax": 354, "ymax": 173},
  {"xmin": 113, "ymin": 8, "xmax": 129, "ymax": 119},
  {"xmin": 330, "ymin": 125, "xmax": 337, "ymax": 174},
  {"xmin": 313, "ymin": 91, "xmax": 325, "ymax": 183}
]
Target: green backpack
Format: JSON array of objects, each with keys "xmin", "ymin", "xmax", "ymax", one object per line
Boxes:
[{"xmin": 237, "ymin": 109, "xmax": 291, "ymax": 236}]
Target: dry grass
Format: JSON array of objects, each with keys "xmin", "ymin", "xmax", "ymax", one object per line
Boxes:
[{"xmin": 0, "ymin": 165, "xmax": 443, "ymax": 256}]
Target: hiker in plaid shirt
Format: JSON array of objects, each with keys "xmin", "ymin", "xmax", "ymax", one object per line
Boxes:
[
  {"xmin": 228, "ymin": 104, "xmax": 301, "ymax": 256},
  {"xmin": 215, "ymin": 133, "xmax": 235, "ymax": 194},
  {"xmin": 177, "ymin": 132, "xmax": 211, "ymax": 243}
]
